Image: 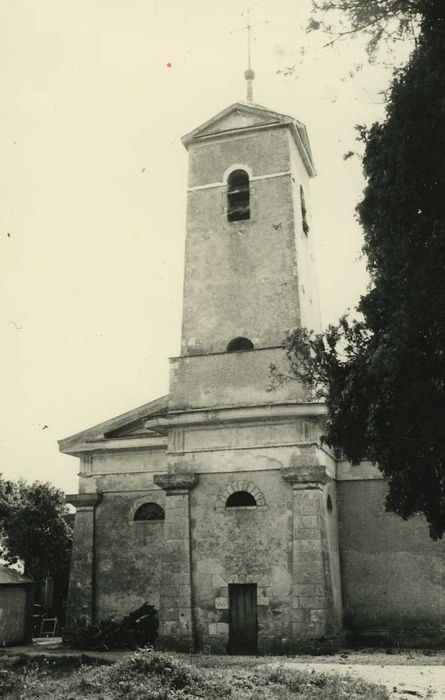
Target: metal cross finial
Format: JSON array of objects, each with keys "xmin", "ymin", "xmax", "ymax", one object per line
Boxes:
[{"xmin": 230, "ymin": 9, "xmax": 268, "ymax": 102}]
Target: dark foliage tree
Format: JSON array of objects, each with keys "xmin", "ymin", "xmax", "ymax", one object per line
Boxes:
[
  {"xmin": 0, "ymin": 476, "xmax": 73, "ymax": 614},
  {"xmin": 278, "ymin": 1, "xmax": 445, "ymax": 537}
]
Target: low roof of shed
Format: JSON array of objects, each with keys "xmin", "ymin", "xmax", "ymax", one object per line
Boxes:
[{"xmin": 0, "ymin": 565, "xmax": 33, "ymax": 585}]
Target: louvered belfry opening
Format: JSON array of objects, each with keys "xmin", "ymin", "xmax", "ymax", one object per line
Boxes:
[
  {"xmin": 300, "ymin": 185, "xmax": 309, "ymax": 235},
  {"xmin": 227, "ymin": 169, "xmax": 250, "ymax": 222}
]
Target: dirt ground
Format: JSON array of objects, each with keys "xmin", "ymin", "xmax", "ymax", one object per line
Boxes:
[
  {"xmin": 200, "ymin": 651, "xmax": 445, "ymax": 699},
  {"xmin": 264, "ymin": 657, "xmax": 445, "ymax": 699},
  {"xmin": 3, "ymin": 643, "xmax": 445, "ymax": 699}
]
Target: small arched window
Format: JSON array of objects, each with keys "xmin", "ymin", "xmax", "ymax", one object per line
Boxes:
[
  {"xmin": 300, "ymin": 185, "xmax": 309, "ymax": 235},
  {"xmin": 227, "ymin": 337, "xmax": 254, "ymax": 352},
  {"xmin": 327, "ymin": 495, "xmax": 333, "ymax": 512},
  {"xmin": 227, "ymin": 169, "xmax": 250, "ymax": 222},
  {"xmin": 133, "ymin": 502, "xmax": 165, "ymax": 522},
  {"xmin": 226, "ymin": 491, "xmax": 257, "ymax": 508}
]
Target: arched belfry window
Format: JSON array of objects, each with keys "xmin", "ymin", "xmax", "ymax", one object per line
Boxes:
[
  {"xmin": 300, "ymin": 185, "xmax": 309, "ymax": 235},
  {"xmin": 226, "ymin": 491, "xmax": 257, "ymax": 508},
  {"xmin": 227, "ymin": 169, "xmax": 250, "ymax": 222},
  {"xmin": 227, "ymin": 337, "xmax": 254, "ymax": 352},
  {"xmin": 133, "ymin": 502, "xmax": 165, "ymax": 521}
]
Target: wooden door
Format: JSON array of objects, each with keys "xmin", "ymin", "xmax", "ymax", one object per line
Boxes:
[{"xmin": 228, "ymin": 583, "xmax": 258, "ymax": 654}]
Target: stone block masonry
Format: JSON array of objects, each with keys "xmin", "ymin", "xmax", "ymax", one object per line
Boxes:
[
  {"xmin": 282, "ymin": 459, "xmax": 341, "ymax": 644},
  {"xmin": 64, "ymin": 492, "xmax": 102, "ymax": 633},
  {"xmin": 153, "ymin": 472, "xmax": 198, "ymax": 651}
]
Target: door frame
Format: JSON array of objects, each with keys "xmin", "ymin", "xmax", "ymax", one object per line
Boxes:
[{"xmin": 227, "ymin": 582, "xmax": 258, "ymax": 655}]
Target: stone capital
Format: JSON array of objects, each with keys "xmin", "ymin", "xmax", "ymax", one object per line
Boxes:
[
  {"xmin": 281, "ymin": 465, "xmax": 332, "ymax": 486},
  {"xmin": 153, "ymin": 472, "xmax": 199, "ymax": 493},
  {"xmin": 66, "ymin": 492, "xmax": 102, "ymax": 509}
]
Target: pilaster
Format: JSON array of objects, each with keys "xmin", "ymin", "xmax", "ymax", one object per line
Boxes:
[
  {"xmin": 153, "ymin": 472, "xmax": 198, "ymax": 651},
  {"xmin": 282, "ymin": 459, "xmax": 339, "ymax": 644},
  {"xmin": 64, "ymin": 492, "xmax": 102, "ymax": 633}
]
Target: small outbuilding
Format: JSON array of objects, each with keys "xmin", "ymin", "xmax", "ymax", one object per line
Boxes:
[{"xmin": 0, "ymin": 565, "xmax": 34, "ymax": 646}]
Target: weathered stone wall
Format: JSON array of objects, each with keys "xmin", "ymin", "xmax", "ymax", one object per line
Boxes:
[
  {"xmin": 182, "ymin": 128, "xmax": 303, "ymax": 356},
  {"xmin": 288, "ymin": 484, "xmax": 332, "ymax": 640},
  {"xmin": 337, "ymin": 479, "xmax": 445, "ymax": 646},
  {"xmin": 166, "ymin": 416, "xmax": 327, "ymax": 479},
  {"xmin": 67, "ymin": 450, "xmax": 168, "ymax": 629},
  {"xmin": 189, "ymin": 469, "xmax": 294, "ymax": 654},
  {"xmin": 65, "ymin": 493, "xmax": 102, "ymax": 632},
  {"xmin": 324, "ymin": 481, "xmax": 343, "ymax": 628},
  {"xmin": 169, "ymin": 348, "xmax": 307, "ymax": 410},
  {"xmin": 80, "ymin": 450, "xmax": 167, "ymax": 493},
  {"xmin": 94, "ymin": 489, "xmax": 165, "ymax": 620},
  {"xmin": 153, "ymin": 473, "xmax": 198, "ymax": 651},
  {"xmin": 288, "ymin": 131, "xmax": 321, "ymax": 333},
  {"xmin": 179, "ymin": 416, "xmax": 322, "ymax": 456},
  {"xmin": 187, "ymin": 129, "xmax": 290, "ymax": 188},
  {"xmin": 282, "ymin": 460, "xmax": 342, "ymax": 646}
]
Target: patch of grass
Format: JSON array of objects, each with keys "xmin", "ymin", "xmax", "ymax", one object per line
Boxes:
[
  {"xmin": 189, "ymin": 654, "xmax": 262, "ymax": 670},
  {"xmin": 264, "ymin": 665, "xmax": 389, "ymax": 699},
  {"xmin": 0, "ymin": 650, "xmax": 390, "ymax": 700},
  {"xmin": 6, "ymin": 653, "xmax": 111, "ymax": 672}
]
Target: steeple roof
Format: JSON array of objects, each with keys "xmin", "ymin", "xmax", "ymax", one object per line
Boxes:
[{"xmin": 181, "ymin": 101, "xmax": 316, "ymax": 177}]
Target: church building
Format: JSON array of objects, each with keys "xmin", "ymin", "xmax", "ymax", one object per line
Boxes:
[{"xmin": 59, "ymin": 69, "xmax": 444, "ymax": 653}]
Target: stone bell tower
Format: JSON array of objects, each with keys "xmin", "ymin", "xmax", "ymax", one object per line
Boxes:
[
  {"xmin": 148, "ymin": 81, "xmax": 342, "ymax": 653},
  {"xmin": 166, "ymin": 95, "xmax": 321, "ymax": 414},
  {"xmin": 180, "ymin": 100, "xmax": 321, "ymax": 358}
]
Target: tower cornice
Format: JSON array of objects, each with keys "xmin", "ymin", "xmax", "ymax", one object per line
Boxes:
[{"xmin": 181, "ymin": 102, "xmax": 316, "ymax": 177}]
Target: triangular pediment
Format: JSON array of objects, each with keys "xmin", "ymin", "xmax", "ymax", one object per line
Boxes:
[
  {"xmin": 182, "ymin": 102, "xmax": 316, "ymax": 176},
  {"xmin": 58, "ymin": 394, "xmax": 169, "ymax": 455},
  {"xmin": 197, "ymin": 105, "xmax": 282, "ymax": 137},
  {"xmin": 182, "ymin": 102, "xmax": 290, "ymax": 147}
]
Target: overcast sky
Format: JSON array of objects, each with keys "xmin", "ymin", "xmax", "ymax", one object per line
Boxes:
[{"xmin": 0, "ymin": 1, "xmax": 410, "ymax": 494}]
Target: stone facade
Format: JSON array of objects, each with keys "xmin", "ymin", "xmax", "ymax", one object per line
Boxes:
[{"xmin": 60, "ymin": 101, "xmax": 445, "ymax": 652}]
